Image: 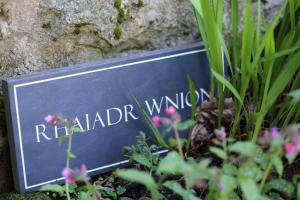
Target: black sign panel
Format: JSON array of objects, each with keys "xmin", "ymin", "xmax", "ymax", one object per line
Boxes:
[{"xmin": 3, "ymin": 43, "xmax": 225, "ymax": 192}]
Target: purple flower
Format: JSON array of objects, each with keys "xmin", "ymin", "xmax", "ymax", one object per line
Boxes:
[
  {"xmin": 44, "ymin": 115, "xmax": 58, "ymax": 126},
  {"xmin": 293, "ymin": 136, "xmax": 300, "ymax": 152},
  {"xmin": 62, "ymin": 167, "xmax": 75, "ymax": 184},
  {"xmin": 62, "ymin": 164, "xmax": 89, "ymax": 184},
  {"xmin": 166, "ymin": 106, "xmax": 176, "ymax": 117},
  {"xmin": 217, "ymin": 182, "xmax": 224, "ymax": 191},
  {"xmin": 269, "ymin": 127, "xmax": 280, "ymax": 139}
]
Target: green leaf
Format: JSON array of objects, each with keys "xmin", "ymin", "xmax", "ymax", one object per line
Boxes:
[
  {"xmin": 223, "ymin": 164, "xmax": 238, "ymax": 175},
  {"xmin": 188, "ymin": 75, "xmax": 197, "ymax": 119},
  {"xmin": 211, "ymin": 68, "xmax": 243, "ymax": 106},
  {"xmin": 58, "ymin": 135, "xmax": 68, "ymax": 145},
  {"xmin": 72, "ymin": 127, "xmax": 83, "ymax": 133},
  {"xmin": 265, "ymin": 51, "xmax": 300, "ymax": 112},
  {"xmin": 220, "ymin": 174, "xmax": 237, "ymax": 194},
  {"xmin": 130, "ymin": 93, "xmax": 169, "ymax": 149},
  {"xmin": 228, "ymin": 142, "xmax": 257, "ymax": 157},
  {"xmin": 116, "ymin": 185, "xmax": 126, "ymax": 195},
  {"xmin": 102, "ymin": 187, "xmax": 117, "ymax": 199},
  {"xmin": 176, "ymin": 119, "xmax": 196, "ymax": 131},
  {"xmin": 116, "ymin": 169, "xmax": 159, "ymax": 199},
  {"xmin": 67, "ymin": 151, "xmax": 76, "ymax": 158},
  {"xmin": 297, "ymin": 182, "xmax": 300, "ymax": 200},
  {"xmin": 157, "ymin": 152, "xmax": 185, "ymax": 175},
  {"xmin": 131, "ymin": 153, "xmax": 155, "ymax": 171},
  {"xmin": 239, "ymin": 177, "xmax": 261, "ymax": 200},
  {"xmin": 270, "ymin": 155, "xmax": 283, "ymax": 176},
  {"xmin": 40, "ymin": 184, "xmax": 65, "ymax": 197},
  {"xmin": 264, "ymin": 179, "xmax": 295, "ymax": 198},
  {"xmin": 163, "ymin": 181, "xmax": 200, "ymax": 200},
  {"xmin": 289, "ymin": 89, "xmax": 300, "ymax": 104},
  {"xmin": 209, "ymin": 147, "xmax": 227, "ymax": 160}
]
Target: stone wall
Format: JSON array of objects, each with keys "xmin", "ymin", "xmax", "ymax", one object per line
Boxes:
[{"xmin": 0, "ymin": 0, "xmax": 284, "ymax": 194}]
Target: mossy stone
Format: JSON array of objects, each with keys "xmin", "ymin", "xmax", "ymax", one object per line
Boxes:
[
  {"xmin": 114, "ymin": 24, "xmax": 122, "ymax": 40},
  {"xmin": 0, "ymin": 192, "xmax": 52, "ymax": 200}
]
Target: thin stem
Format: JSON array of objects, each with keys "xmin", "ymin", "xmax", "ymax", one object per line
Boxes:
[
  {"xmin": 65, "ymin": 124, "xmax": 74, "ymax": 200},
  {"xmin": 252, "ymin": 113, "xmax": 265, "ymax": 142},
  {"xmin": 173, "ymin": 127, "xmax": 184, "ymax": 159},
  {"xmin": 259, "ymin": 150, "xmax": 282, "ymax": 192}
]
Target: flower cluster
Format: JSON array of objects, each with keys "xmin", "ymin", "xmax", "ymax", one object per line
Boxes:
[
  {"xmin": 267, "ymin": 126, "xmax": 300, "ymax": 156},
  {"xmin": 44, "ymin": 114, "xmax": 58, "ymax": 126},
  {"xmin": 151, "ymin": 106, "xmax": 181, "ymax": 127},
  {"xmin": 62, "ymin": 164, "xmax": 89, "ymax": 184}
]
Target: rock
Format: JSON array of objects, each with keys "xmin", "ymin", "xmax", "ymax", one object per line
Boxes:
[{"xmin": 0, "ymin": 0, "xmax": 198, "ymax": 82}]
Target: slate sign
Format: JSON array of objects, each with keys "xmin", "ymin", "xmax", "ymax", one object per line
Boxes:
[{"xmin": 3, "ymin": 43, "xmax": 225, "ymax": 192}]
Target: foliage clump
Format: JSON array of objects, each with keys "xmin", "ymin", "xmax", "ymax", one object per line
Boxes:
[{"xmin": 114, "ymin": 23, "xmax": 122, "ymax": 40}]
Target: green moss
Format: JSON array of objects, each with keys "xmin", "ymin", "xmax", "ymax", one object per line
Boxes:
[
  {"xmin": 0, "ymin": 193, "xmax": 25, "ymax": 200},
  {"xmin": 42, "ymin": 23, "xmax": 51, "ymax": 29},
  {"xmin": 117, "ymin": 8, "xmax": 127, "ymax": 23},
  {"xmin": 73, "ymin": 23, "xmax": 90, "ymax": 35},
  {"xmin": 114, "ymin": 23, "xmax": 122, "ymax": 40},
  {"xmin": 73, "ymin": 27, "xmax": 81, "ymax": 35},
  {"xmin": 0, "ymin": 56, "xmax": 6, "ymax": 69},
  {"xmin": 114, "ymin": 0, "xmax": 122, "ymax": 9},
  {"xmin": 138, "ymin": 0, "xmax": 144, "ymax": 7},
  {"xmin": 0, "ymin": 192, "xmax": 52, "ymax": 200}
]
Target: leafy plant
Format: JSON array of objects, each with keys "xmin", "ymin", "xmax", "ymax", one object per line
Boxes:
[
  {"xmin": 124, "ymin": 132, "xmax": 161, "ymax": 173},
  {"xmin": 117, "ymin": 125, "xmax": 300, "ymax": 200},
  {"xmin": 192, "ymin": 0, "xmax": 300, "ymax": 142}
]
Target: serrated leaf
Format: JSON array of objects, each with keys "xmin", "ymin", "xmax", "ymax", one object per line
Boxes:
[
  {"xmin": 264, "ymin": 179, "xmax": 295, "ymax": 198},
  {"xmin": 131, "ymin": 153, "xmax": 155, "ymax": 170},
  {"xmin": 40, "ymin": 184, "xmax": 65, "ymax": 197},
  {"xmin": 116, "ymin": 169, "xmax": 158, "ymax": 199},
  {"xmin": 116, "ymin": 185, "xmax": 126, "ymax": 195},
  {"xmin": 228, "ymin": 142, "xmax": 257, "ymax": 156},
  {"xmin": 223, "ymin": 164, "xmax": 238, "ymax": 175},
  {"xmin": 220, "ymin": 174, "xmax": 237, "ymax": 194},
  {"xmin": 270, "ymin": 155, "xmax": 283, "ymax": 176},
  {"xmin": 209, "ymin": 147, "xmax": 227, "ymax": 160},
  {"xmin": 157, "ymin": 152, "xmax": 185, "ymax": 175},
  {"xmin": 163, "ymin": 181, "xmax": 200, "ymax": 200},
  {"xmin": 239, "ymin": 177, "xmax": 261, "ymax": 200}
]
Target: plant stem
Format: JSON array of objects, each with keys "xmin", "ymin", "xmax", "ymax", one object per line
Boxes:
[
  {"xmin": 259, "ymin": 150, "xmax": 282, "ymax": 192},
  {"xmin": 173, "ymin": 127, "xmax": 184, "ymax": 159},
  {"xmin": 65, "ymin": 126, "xmax": 73, "ymax": 200},
  {"xmin": 252, "ymin": 113, "xmax": 265, "ymax": 142}
]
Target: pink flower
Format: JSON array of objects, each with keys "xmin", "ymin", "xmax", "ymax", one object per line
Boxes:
[
  {"xmin": 152, "ymin": 116, "xmax": 161, "ymax": 127},
  {"xmin": 166, "ymin": 106, "xmax": 176, "ymax": 117},
  {"xmin": 269, "ymin": 127, "xmax": 280, "ymax": 139},
  {"xmin": 62, "ymin": 167, "xmax": 75, "ymax": 184},
  {"xmin": 44, "ymin": 115, "xmax": 58, "ymax": 126},
  {"xmin": 284, "ymin": 143, "xmax": 296, "ymax": 155}
]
